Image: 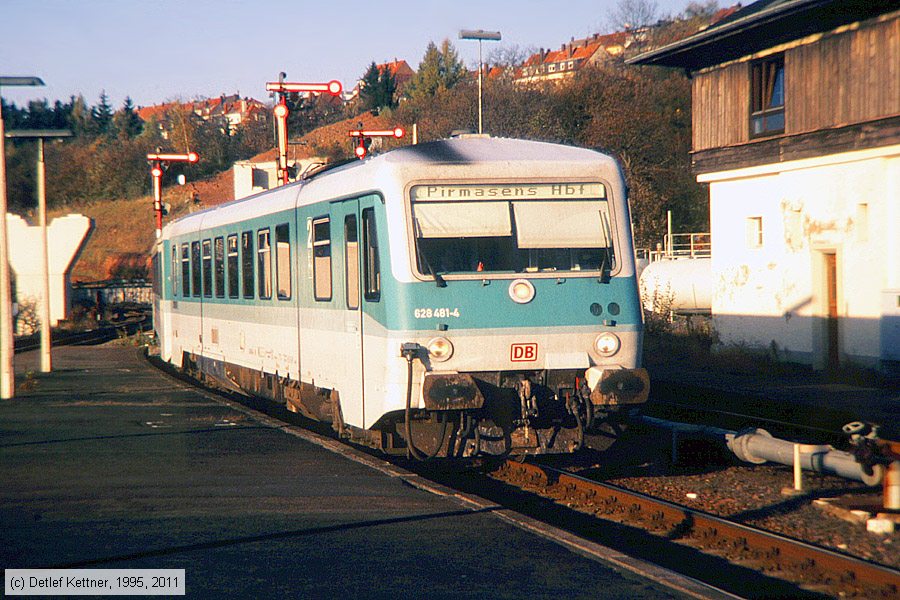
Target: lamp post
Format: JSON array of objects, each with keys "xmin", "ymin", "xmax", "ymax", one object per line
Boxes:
[
  {"xmin": 459, "ymin": 29, "xmax": 501, "ymax": 135},
  {"xmin": 0, "ymin": 75, "xmax": 44, "ymax": 399},
  {"xmin": 4, "ymin": 129, "xmax": 72, "ymax": 373}
]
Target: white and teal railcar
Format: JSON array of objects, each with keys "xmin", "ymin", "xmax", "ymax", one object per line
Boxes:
[{"xmin": 153, "ymin": 136, "xmax": 649, "ymax": 458}]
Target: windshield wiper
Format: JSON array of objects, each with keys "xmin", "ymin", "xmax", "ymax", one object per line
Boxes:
[{"xmin": 420, "ymin": 252, "xmax": 447, "ymax": 288}]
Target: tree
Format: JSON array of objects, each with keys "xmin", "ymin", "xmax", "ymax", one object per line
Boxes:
[
  {"xmin": 608, "ymin": 0, "xmax": 659, "ymax": 31},
  {"xmin": 405, "ymin": 39, "xmax": 467, "ymax": 101},
  {"xmin": 92, "ymin": 91, "xmax": 114, "ymax": 134},
  {"xmin": 68, "ymin": 94, "xmax": 97, "ymax": 137},
  {"xmin": 112, "ymin": 96, "xmax": 143, "ymax": 139}
]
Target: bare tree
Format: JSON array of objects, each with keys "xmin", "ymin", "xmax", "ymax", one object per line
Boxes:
[{"xmin": 608, "ymin": 0, "xmax": 660, "ymax": 31}]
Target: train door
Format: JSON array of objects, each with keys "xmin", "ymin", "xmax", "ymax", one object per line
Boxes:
[{"xmin": 331, "ymin": 199, "xmax": 365, "ymax": 427}]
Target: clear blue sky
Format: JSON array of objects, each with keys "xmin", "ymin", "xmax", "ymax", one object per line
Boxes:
[{"xmin": 2, "ymin": 0, "xmax": 713, "ymax": 109}]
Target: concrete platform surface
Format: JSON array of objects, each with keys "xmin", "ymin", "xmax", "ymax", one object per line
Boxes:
[{"xmin": 1, "ymin": 345, "xmax": 689, "ymax": 599}]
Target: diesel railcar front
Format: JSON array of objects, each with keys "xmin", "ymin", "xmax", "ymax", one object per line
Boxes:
[{"xmin": 153, "ymin": 136, "xmax": 649, "ymax": 458}]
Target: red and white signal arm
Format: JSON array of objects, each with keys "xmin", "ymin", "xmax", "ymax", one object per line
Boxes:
[
  {"xmin": 266, "ymin": 80, "xmax": 343, "ymax": 96},
  {"xmin": 147, "ymin": 152, "xmax": 199, "ymax": 163},
  {"xmin": 348, "ymin": 128, "xmax": 405, "ymax": 139}
]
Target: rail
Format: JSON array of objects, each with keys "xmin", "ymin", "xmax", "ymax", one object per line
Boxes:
[{"xmin": 493, "ymin": 460, "xmax": 900, "ymax": 599}]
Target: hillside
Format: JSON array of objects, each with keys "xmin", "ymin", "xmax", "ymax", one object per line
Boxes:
[{"xmin": 55, "ymin": 111, "xmax": 391, "ymax": 282}]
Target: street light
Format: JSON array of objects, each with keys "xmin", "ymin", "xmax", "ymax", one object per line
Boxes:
[
  {"xmin": 0, "ymin": 75, "xmax": 44, "ymax": 399},
  {"xmin": 459, "ymin": 29, "xmax": 501, "ymax": 135},
  {"xmin": 4, "ymin": 129, "xmax": 72, "ymax": 373}
]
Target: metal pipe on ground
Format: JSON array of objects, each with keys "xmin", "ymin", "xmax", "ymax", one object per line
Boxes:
[{"xmin": 635, "ymin": 416, "xmax": 883, "ymax": 485}]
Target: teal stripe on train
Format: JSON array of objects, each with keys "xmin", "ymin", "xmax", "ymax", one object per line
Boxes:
[{"xmin": 381, "ymin": 276, "xmax": 642, "ymax": 332}]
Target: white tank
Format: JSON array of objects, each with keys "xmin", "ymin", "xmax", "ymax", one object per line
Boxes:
[{"xmin": 639, "ymin": 258, "xmax": 711, "ymax": 314}]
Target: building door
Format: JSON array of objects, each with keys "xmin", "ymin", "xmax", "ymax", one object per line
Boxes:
[{"xmin": 824, "ymin": 252, "xmax": 839, "ymax": 372}]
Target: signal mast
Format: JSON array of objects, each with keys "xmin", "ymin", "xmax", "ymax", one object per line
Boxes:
[
  {"xmin": 266, "ymin": 77, "xmax": 343, "ymax": 184},
  {"xmin": 348, "ymin": 127, "xmax": 405, "ymax": 160},
  {"xmin": 146, "ymin": 150, "xmax": 199, "ymax": 239}
]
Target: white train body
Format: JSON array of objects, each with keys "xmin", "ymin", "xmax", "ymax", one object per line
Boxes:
[{"xmin": 153, "ymin": 137, "xmax": 648, "ymax": 457}]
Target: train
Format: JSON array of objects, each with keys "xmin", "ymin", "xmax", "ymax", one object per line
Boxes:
[{"xmin": 151, "ymin": 135, "xmax": 649, "ymax": 459}]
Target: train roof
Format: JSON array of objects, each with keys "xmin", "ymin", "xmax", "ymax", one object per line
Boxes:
[{"xmin": 162, "ymin": 136, "xmax": 622, "ymax": 239}]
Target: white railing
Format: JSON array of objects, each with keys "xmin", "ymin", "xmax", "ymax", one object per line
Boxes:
[{"xmin": 646, "ymin": 232, "xmax": 711, "ymax": 262}]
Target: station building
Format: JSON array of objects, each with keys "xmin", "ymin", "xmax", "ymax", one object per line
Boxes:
[{"xmin": 630, "ymin": 0, "xmax": 900, "ymax": 372}]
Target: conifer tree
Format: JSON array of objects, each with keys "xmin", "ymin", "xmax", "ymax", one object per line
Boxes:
[
  {"xmin": 112, "ymin": 96, "xmax": 143, "ymax": 138},
  {"xmin": 92, "ymin": 90, "xmax": 114, "ymax": 134}
]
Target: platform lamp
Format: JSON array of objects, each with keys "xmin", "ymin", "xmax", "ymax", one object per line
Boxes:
[
  {"xmin": 4, "ymin": 129, "xmax": 72, "ymax": 373},
  {"xmin": 459, "ymin": 29, "xmax": 501, "ymax": 135},
  {"xmin": 265, "ymin": 78, "xmax": 342, "ymax": 185},
  {"xmin": 0, "ymin": 75, "xmax": 44, "ymax": 399}
]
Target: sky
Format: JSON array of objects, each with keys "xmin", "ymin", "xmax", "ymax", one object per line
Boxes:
[{"xmin": 2, "ymin": 0, "xmax": 711, "ymax": 110}]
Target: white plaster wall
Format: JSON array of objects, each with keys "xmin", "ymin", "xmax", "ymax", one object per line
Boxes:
[{"xmin": 704, "ymin": 146, "xmax": 899, "ymax": 366}]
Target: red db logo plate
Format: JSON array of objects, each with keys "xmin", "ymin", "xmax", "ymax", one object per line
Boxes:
[{"xmin": 510, "ymin": 343, "xmax": 538, "ymax": 362}]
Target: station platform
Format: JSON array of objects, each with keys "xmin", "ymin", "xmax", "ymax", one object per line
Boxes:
[
  {"xmin": 1, "ymin": 345, "xmax": 703, "ymax": 599},
  {"xmin": 647, "ymin": 359, "xmax": 899, "ymax": 439}
]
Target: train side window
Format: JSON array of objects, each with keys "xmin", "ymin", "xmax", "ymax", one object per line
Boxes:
[
  {"xmin": 312, "ymin": 217, "xmax": 332, "ymax": 301},
  {"xmin": 227, "ymin": 234, "xmax": 239, "ymax": 299},
  {"xmin": 362, "ymin": 208, "xmax": 380, "ymax": 301},
  {"xmin": 257, "ymin": 228, "xmax": 272, "ymax": 299},
  {"xmin": 275, "ymin": 223, "xmax": 291, "ymax": 300},
  {"xmin": 202, "ymin": 239, "xmax": 212, "ymax": 298},
  {"xmin": 241, "ymin": 231, "xmax": 254, "ymax": 299},
  {"xmin": 345, "ymin": 215, "xmax": 359, "ymax": 310},
  {"xmin": 181, "ymin": 244, "xmax": 191, "ymax": 296},
  {"xmin": 214, "ymin": 236, "xmax": 225, "ymax": 298},
  {"xmin": 191, "ymin": 241, "xmax": 201, "ymax": 298},
  {"xmin": 171, "ymin": 244, "xmax": 178, "ymax": 297}
]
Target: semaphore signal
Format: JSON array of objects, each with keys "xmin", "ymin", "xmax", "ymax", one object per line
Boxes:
[
  {"xmin": 266, "ymin": 77, "xmax": 343, "ymax": 185},
  {"xmin": 147, "ymin": 151, "xmax": 199, "ymax": 239}
]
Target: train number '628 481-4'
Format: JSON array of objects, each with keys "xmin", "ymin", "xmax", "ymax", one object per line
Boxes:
[{"xmin": 414, "ymin": 307, "xmax": 460, "ymax": 319}]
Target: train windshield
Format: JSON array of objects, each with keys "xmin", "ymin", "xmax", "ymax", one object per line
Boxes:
[{"xmin": 411, "ymin": 183, "xmax": 615, "ymax": 276}]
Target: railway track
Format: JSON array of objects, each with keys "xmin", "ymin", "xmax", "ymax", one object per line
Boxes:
[
  {"xmin": 14, "ymin": 315, "xmax": 149, "ymax": 353},
  {"xmin": 487, "ymin": 459, "xmax": 900, "ymax": 599}
]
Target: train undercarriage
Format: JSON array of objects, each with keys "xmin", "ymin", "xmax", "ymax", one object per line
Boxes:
[{"xmin": 182, "ymin": 352, "xmax": 649, "ymax": 459}]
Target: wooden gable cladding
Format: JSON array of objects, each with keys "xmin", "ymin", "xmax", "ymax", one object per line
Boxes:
[
  {"xmin": 691, "ymin": 13, "xmax": 900, "ymax": 154},
  {"xmin": 692, "ymin": 63, "xmax": 748, "ymax": 151},
  {"xmin": 787, "ymin": 16, "xmax": 899, "ymax": 133}
]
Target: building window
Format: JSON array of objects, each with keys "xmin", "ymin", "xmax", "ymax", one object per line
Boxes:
[
  {"xmin": 746, "ymin": 216, "xmax": 763, "ymax": 249},
  {"xmin": 750, "ymin": 54, "xmax": 785, "ymax": 137},
  {"xmin": 241, "ymin": 231, "xmax": 254, "ymax": 299},
  {"xmin": 312, "ymin": 217, "xmax": 332, "ymax": 301},
  {"xmin": 227, "ymin": 234, "xmax": 239, "ymax": 298},
  {"xmin": 275, "ymin": 223, "xmax": 291, "ymax": 300},
  {"xmin": 856, "ymin": 203, "xmax": 869, "ymax": 242},
  {"xmin": 257, "ymin": 228, "xmax": 271, "ymax": 299}
]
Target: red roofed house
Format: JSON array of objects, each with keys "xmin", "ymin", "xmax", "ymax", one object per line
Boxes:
[
  {"xmin": 515, "ymin": 32, "xmax": 633, "ymax": 86},
  {"xmin": 136, "ymin": 95, "xmax": 267, "ymax": 138},
  {"xmin": 348, "ymin": 59, "xmax": 416, "ymax": 103}
]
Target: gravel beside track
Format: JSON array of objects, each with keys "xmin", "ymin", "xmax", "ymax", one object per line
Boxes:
[{"xmin": 572, "ymin": 424, "xmax": 899, "ymax": 571}]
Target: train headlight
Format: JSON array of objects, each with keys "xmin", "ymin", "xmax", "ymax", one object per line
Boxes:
[
  {"xmin": 427, "ymin": 337, "xmax": 454, "ymax": 362},
  {"xmin": 593, "ymin": 332, "xmax": 620, "ymax": 357},
  {"xmin": 508, "ymin": 279, "xmax": 535, "ymax": 304}
]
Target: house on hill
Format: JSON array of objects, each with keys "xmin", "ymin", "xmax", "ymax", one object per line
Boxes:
[
  {"xmin": 514, "ymin": 32, "xmax": 634, "ymax": 86},
  {"xmin": 347, "ymin": 59, "xmax": 416, "ymax": 103},
  {"xmin": 630, "ymin": 0, "xmax": 900, "ymax": 372},
  {"xmin": 137, "ymin": 94, "xmax": 267, "ymax": 138}
]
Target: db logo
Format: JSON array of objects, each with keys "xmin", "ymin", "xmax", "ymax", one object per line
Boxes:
[{"xmin": 510, "ymin": 343, "xmax": 538, "ymax": 362}]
